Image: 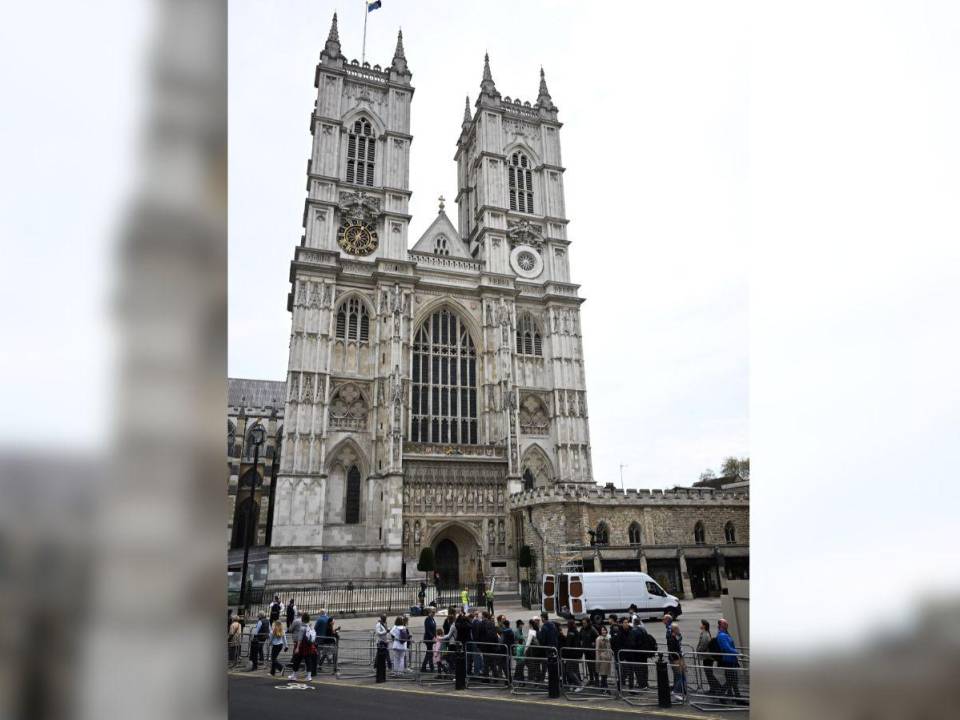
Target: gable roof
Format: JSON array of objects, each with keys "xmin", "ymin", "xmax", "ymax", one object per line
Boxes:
[{"xmin": 410, "ymin": 210, "xmax": 471, "ymax": 259}]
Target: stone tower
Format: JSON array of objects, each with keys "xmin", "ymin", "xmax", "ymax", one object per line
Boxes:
[{"xmin": 268, "ymin": 18, "xmax": 593, "ymax": 587}]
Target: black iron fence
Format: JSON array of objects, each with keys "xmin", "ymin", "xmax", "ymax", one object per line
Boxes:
[{"xmin": 520, "ymin": 579, "xmax": 541, "ymax": 610}]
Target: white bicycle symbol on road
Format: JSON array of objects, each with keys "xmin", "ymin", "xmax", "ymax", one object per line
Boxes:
[{"xmin": 274, "ymin": 683, "xmax": 315, "ymax": 691}]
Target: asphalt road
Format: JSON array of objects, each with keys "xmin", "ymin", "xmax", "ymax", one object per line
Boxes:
[{"xmin": 228, "ymin": 673, "xmax": 727, "ymax": 720}]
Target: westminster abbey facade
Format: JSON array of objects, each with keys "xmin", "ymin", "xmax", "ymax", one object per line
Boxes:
[{"xmin": 228, "ymin": 15, "xmax": 749, "ymax": 595}]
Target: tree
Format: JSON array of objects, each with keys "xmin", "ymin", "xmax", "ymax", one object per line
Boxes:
[
  {"xmin": 417, "ymin": 547, "xmax": 434, "ymax": 583},
  {"xmin": 721, "ymin": 457, "xmax": 740, "ymax": 478},
  {"xmin": 738, "ymin": 458, "xmax": 750, "ymax": 480},
  {"xmin": 699, "ymin": 469, "xmax": 716, "ymax": 482}
]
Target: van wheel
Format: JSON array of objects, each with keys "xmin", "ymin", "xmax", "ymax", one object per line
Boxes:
[{"xmin": 589, "ymin": 611, "xmax": 604, "ymax": 625}]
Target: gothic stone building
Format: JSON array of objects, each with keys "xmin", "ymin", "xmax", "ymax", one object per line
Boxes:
[{"xmin": 232, "ymin": 15, "xmax": 748, "ymax": 596}]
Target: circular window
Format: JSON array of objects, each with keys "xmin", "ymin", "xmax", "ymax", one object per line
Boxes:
[{"xmin": 510, "ymin": 245, "xmax": 543, "ymax": 278}]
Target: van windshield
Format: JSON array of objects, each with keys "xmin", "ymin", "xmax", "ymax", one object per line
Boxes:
[{"xmin": 646, "ymin": 581, "xmax": 666, "ymax": 597}]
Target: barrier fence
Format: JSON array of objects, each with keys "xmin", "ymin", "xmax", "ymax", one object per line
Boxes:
[{"xmin": 228, "ymin": 631, "xmax": 749, "ymax": 712}]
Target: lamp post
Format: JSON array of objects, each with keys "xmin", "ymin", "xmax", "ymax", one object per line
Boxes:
[{"xmin": 238, "ymin": 423, "xmax": 265, "ymax": 612}]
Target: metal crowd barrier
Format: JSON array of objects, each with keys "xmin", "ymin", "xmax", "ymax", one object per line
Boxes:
[
  {"xmin": 510, "ymin": 646, "xmax": 558, "ymax": 695},
  {"xmin": 334, "ymin": 636, "xmax": 378, "ymax": 679},
  {"xmin": 559, "ymin": 647, "xmax": 617, "ymax": 700},
  {"xmin": 685, "ymin": 655, "xmax": 749, "ymax": 712},
  {"xmin": 418, "ymin": 640, "xmax": 461, "ymax": 686},
  {"xmin": 464, "ymin": 642, "xmax": 511, "ymax": 690},
  {"xmin": 616, "ymin": 649, "xmax": 660, "ymax": 706}
]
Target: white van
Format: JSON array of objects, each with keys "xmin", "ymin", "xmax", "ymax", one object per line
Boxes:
[{"xmin": 542, "ymin": 572, "xmax": 682, "ymax": 623}]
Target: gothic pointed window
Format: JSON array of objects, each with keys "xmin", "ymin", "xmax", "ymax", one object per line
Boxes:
[
  {"xmin": 410, "ymin": 308, "xmax": 478, "ymax": 444},
  {"xmin": 508, "ymin": 152, "xmax": 534, "ymax": 214},
  {"xmin": 595, "ymin": 522, "xmax": 610, "ymax": 545},
  {"xmin": 345, "ymin": 465, "xmax": 361, "ymax": 524},
  {"xmin": 724, "ymin": 522, "xmax": 736, "ymax": 544},
  {"xmin": 523, "ymin": 469, "xmax": 535, "ymax": 491},
  {"xmin": 628, "ymin": 522, "xmax": 643, "ymax": 546},
  {"xmin": 346, "ymin": 117, "xmax": 376, "ymax": 187},
  {"xmin": 694, "ymin": 521, "xmax": 706, "ymax": 545},
  {"xmin": 335, "ymin": 298, "xmax": 370, "ymax": 342},
  {"xmin": 515, "ymin": 312, "xmax": 543, "ymax": 357}
]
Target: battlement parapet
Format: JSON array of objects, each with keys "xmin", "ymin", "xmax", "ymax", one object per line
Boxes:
[{"xmin": 507, "ymin": 482, "xmax": 748, "ymax": 509}]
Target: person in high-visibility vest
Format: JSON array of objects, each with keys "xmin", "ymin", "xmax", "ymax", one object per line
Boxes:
[{"xmin": 460, "ymin": 587, "xmax": 469, "ymax": 612}]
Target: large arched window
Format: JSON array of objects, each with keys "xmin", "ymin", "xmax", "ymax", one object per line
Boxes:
[
  {"xmin": 724, "ymin": 521, "xmax": 736, "ymax": 544},
  {"xmin": 694, "ymin": 521, "xmax": 706, "ymax": 545},
  {"xmin": 345, "ymin": 465, "xmax": 361, "ymax": 524},
  {"xmin": 228, "ymin": 421, "xmax": 236, "ymax": 456},
  {"xmin": 595, "ymin": 522, "xmax": 610, "ymax": 545},
  {"xmin": 515, "ymin": 312, "xmax": 543, "ymax": 356},
  {"xmin": 508, "ymin": 152, "xmax": 534, "ymax": 213},
  {"xmin": 335, "ymin": 298, "xmax": 370, "ymax": 342},
  {"xmin": 628, "ymin": 522, "xmax": 643, "ymax": 546},
  {"xmin": 410, "ymin": 308, "xmax": 478, "ymax": 444},
  {"xmin": 346, "ymin": 117, "xmax": 375, "ymax": 186},
  {"xmin": 243, "ymin": 423, "xmax": 265, "ymax": 460}
]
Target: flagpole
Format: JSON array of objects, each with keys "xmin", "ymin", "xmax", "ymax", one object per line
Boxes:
[{"xmin": 362, "ymin": 0, "xmax": 368, "ymax": 64}]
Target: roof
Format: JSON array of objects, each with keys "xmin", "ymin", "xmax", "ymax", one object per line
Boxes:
[
  {"xmin": 410, "ymin": 210, "xmax": 471, "ymax": 258},
  {"xmin": 228, "ymin": 377, "xmax": 286, "ymax": 409}
]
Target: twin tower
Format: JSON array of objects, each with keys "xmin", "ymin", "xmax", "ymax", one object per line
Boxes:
[{"xmin": 268, "ymin": 13, "xmax": 594, "ymax": 589}]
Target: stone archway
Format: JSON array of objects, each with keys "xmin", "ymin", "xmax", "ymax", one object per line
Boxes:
[{"xmin": 430, "ymin": 522, "xmax": 482, "ymax": 590}]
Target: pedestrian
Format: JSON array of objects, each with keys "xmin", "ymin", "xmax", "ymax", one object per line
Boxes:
[
  {"xmin": 389, "ymin": 616, "xmax": 410, "ymax": 676},
  {"xmin": 248, "ymin": 611, "xmax": 268, "ymax": 671},
  {"xmin": 285, "ymin": 598, "xmax": 297, "ymax": 630},
  {"xmin": 375, "ymin": 614, "xmax": 393, "ymax": 670},
  {"xmin": 269, "ymin": 620, "xmax": 288, "ymax": 676},
  {"xmin": 563, "ymin": 620, "xmax": 583, "ymax": 690},
  {"xmin": 469, "ymin": 611, "xmax": 486, "ymax": 676},
  {"xmin": 538, "ymin": 610, "xmax": 562, "ymax": 688},
  {"xmin": 290, "ymin": 613, "xmax": 317, "ymax": 681},
  {"xmin": 460, "ymin": 586, "xmax": 470, "ymax": 612},
  {"xmin": 526, "ymin": 617, "xmax": 544, "ymax": 682},
  {"xmin": 667, "ymin": 622, "xmax": 687, "ymax": 702},
  {"xmin": 628, "ymin": 603, "xmax": 641, "ymax": 625},
  {"xmin": 227, "ymin": 614, "xmax": 242, "ymax": 665},
  {"xmin": 314, "ymin": 609, "xmax": 335, "ymax": 672},
  {"xmin": 608, "ymin": 616, "xmax": 624, "ymax": 690},
  {"xmin": 418, "ymin": 581, "xmax": 427, "ymax": 608},
  {"xmin": 437, "ymin": 615, "xmax": 459, "ymax": 677},
  {"xmin": 580, "ymin": 617, "xmax": 599, "ymax": 686},
  {"xmin": 716, "ymin": 619, "xmax": 743, "ymax": 704},
  {"xmin": 442, "ymin": 606, "xmax": 455, "ymax": 635},
  {"xmin": 697, "ymin": 619, "xmax": 722, "ymax": 695},
  {"xmin": 595, "ymin": 624, "xmax": 613, "ymax": 689},
  {"xmin": 269, "ymin": 594, "xmax": 282, "ymax": 624},
  {"xmin": 485, "ymin": 586, "xmax": 494, "ymax": 614},
  {"xmin": 286, "ymin": 613, "xmax": 304, "ymax": 678},
  {"xmin": 662, "ymin": 613, "xmax": 673, "ymax": 643},
  {"xmin": 420, "ymin": 607, "xmax": 437, "ymax": 674}
]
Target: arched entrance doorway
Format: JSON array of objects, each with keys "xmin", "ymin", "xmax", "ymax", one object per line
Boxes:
[{"xmin": 435, "ymin": 539, "xmax": 459, "ymax": 589}]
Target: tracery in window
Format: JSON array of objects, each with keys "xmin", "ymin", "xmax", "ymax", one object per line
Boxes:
[
  {"xmin": 515, "ymin": 312, "xmax": 543, "ymax": 356},
  {"xmin": 694, "ymin": 521, "xmax": 706, "ymax": 545},
  {"xmin": 345, "ymin": 465, "xmax": 361, "ymax": 524},
  {"xmin": 410, "ymin": 308, "xmax": 478, "ymax": 444},
  {"xmin": 508, "ymin": 152, "xmax": 534, "ymax": 213},
  {"xmin": 724, "ymin": 521, "xmax": 736, "ymax": 544},
  {"xmin": 346, "ymin": 117, "xmax": 375, "ymax": 186},
  {"xmin": 335, "ymin": 298, "xmax": 370, "ymax": 342},
  {"xmin": 628, "ymin": 522, "xmax": 643, "ymax": 546}
]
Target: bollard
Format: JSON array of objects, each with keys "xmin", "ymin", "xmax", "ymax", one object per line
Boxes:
[
  {"xmin": 454, "ymin": 646, "xmax": 466, "ymax": 689},
  {"xmin": 547, "ymin": 655, "xmax": 560, "ymax": 698},
  {"xmin": 656, "ymin": 652, "xmax": 671, "ymax": 707},
  {"xmin": 375, "ymin": 644, "xmax": 387, "ymax": 683}
]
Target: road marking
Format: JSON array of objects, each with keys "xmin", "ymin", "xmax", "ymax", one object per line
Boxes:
[
  {"xmin": 274, "ymin": 682, "xmax": 315, "ymax": 691},
  {"xmin": 229, "ymin": 671, "xmax": 729, "ymax": 719}
]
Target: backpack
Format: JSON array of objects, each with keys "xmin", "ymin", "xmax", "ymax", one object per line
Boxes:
[
  {"xmin": 707, "ymin": 637, "xmax": 721, "ymax": 655},
  {"xmin": 399, "ymin": 627, "xmax": 411, "ymax": 643},
  {"xmin": 301, "ymin": 626, "xmax": 316, "ymax": 651},
  {"xmin": 641, "ymin": 630, "xmax": 658, "ymax": 653}
]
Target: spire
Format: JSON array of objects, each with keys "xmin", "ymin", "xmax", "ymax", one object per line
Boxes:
[
  {"xmin": 322, "ymin": 12, "xmax": 341, "ymax": 59},
  {"xmin": 463, "ymin": 95, "xmax": 471, "ymax": 124},
  {"xmin": 537, "ymin": 66, "xmax": 555, "ymax": 110},
  {"xmin": 480, "ymin": 52, "xmax": 500, "ymax": 101},
  {"xmin": 390, "ymin": 28, "xmax": 409, "ymax": 75}
]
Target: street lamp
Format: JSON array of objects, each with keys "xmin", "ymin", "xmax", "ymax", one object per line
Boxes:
[{"xmin": 238, "ymin": 423, "xmax": 266, "ymax": 611}]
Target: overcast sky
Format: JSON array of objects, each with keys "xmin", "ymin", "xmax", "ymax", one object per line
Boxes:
[{"xmin": 228, "ymin": 0, "xmax": 749, "ymax": 490}]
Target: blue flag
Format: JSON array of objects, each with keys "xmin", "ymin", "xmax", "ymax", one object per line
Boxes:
[{"xmin": 367, "ymin": 0, "xmax": 382, "ymax": 11}]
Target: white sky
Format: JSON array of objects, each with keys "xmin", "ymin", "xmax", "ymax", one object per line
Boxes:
[{"xmin": 228, "ymin": 0, "xmax": 749, "ymax": 490}]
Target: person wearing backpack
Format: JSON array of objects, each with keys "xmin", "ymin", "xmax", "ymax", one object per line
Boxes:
[
  {"xmin": 389, "ymin": 616, "xmax": 410, "ymax": 676},
  {"xmin": 289, "ymin": 612, "xmax": 317, "ymax": 681},
  {"xmin": 269, "ymin": 595, "xmax": 282, "ymax": 624},
  {"xmin": 697, "ymin": 619, "xmax": 722, "ymax": 695}
]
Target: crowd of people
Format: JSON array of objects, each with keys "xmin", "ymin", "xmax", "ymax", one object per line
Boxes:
[{"xmin": 228, "ymin": 595, "xmax": 744, "ymax": 704}]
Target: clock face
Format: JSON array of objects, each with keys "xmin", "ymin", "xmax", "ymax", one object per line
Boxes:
[{"xmin": 337, "ymin": 221, "xmax": 379, "ymax": 256}]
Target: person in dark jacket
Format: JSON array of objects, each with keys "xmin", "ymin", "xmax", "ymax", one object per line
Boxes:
[
  {"xmin": 538, "ymin": 611, "xmax": 561, "ymax": 688},
  {"xmin": 269, "ymin": 595, "xmax": 282, "ymax": 623},
  {"xmin": 285, "ymin": 599, "xmax": 296, "ymax": 630},
  {"xmin": 629, "ymin": 619, "xmax": 652, "ymax": 689},
  {"xmin": 609, "ymin": 617, "xmax": 625, "ymax": 690},
  {"xmin": 421, "ymin": 607, "xmax": 437, "ymax": 673},
  {"xmin": 469, "ymin": 612, "xmax": 486, "ymax": 676},
  {"xmin": 478, "ymin": 611, "xmax": 500, "ymax": 679},
  {"xmin": 563, "ymin": 620, "xmax": 583, "ymax": 689},
  {"xmin": 697, "ymin": 619, "xmax": 722, "ymax": 695},
  {"xmin": 580, "ymin": 618, "xmax": 599, "ymax": 686}
]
